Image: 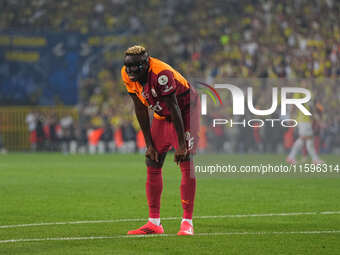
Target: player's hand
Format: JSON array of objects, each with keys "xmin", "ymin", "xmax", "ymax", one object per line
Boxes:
[
  {"xmin": 146, "ymin": 145, "xmax": 159, "ymax": 162},
  {"xmin": 174, "ymin": 146, "xmax": 188, "ymax": 165}
]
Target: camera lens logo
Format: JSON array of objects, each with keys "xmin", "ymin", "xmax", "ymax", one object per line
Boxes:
[
  {"xmin": 197, "ymin": 81, "xmax": 312, "ymax": 128},
  {"xmin": 198, "ymin": 82, "xmax": 311, "ymax": 116},
  {"xmin": 197, "ymin": 81, "xmax": 223, "ymax": 108}
]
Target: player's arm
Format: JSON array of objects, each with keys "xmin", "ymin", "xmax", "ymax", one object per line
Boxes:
[
  {"xmin": 129, "ymin": 93, "xmax": 158, "ymax": 162},
  {"xmin": 163, "ymin": 93, "xmax": 187, "ymax": 164}
]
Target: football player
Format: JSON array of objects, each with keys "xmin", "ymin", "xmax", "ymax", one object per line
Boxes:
[
  {"xmin": 121, "ymin": 45, "xmax": 200, "ymax": 235},
  {"xmin": 286, "ymin": 81, "xmax": 323, "ymax": 164}
]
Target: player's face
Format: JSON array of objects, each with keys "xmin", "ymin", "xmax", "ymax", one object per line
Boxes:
[{"xmin": 124, "ymin": 55, "xmax": 148, "ymax": 82}]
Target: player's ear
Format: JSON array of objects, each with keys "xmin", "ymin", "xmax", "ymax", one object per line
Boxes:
[
  {"xmin": 144, "ymin": 51, "xmax": 149, "ymax": 62},
  {"xmin": 144, "ymin": 56, "xmax": 150, "ymax": 69}
]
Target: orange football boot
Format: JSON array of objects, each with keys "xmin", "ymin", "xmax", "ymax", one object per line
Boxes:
[
  {"xmin": 127, "ymin": 221, "xmax": 164, "ymax": 235},
  {"xmin": 177, "ymin": 221, "xmax": 194, "ymax": 236}
]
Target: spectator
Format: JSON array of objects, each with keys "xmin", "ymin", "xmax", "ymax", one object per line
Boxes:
[
  {"xmin": 120, "ymin": 120, "xmax": 136, "ymax": 153},
  {"xmin": 35, "ymin": 113, "xmax": 45, "ymax": 151},
  {"xmin": 0, "ymin": 132, "xmax": 7, "ymax": 154}
]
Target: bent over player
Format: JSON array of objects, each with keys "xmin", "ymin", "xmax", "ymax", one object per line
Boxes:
[{"xmin": 121, "ymin": 45, "xmax": 200, "ymax": 235}]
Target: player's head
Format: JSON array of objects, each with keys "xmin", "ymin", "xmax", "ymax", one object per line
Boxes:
[{"xmin": 124, "ymin": 45, "xmax": 149, "ymax": 81}]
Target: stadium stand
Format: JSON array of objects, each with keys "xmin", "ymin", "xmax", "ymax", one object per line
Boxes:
[{"xmin": 0, "ymin": 0, "xmax": 339, "ymax": 153}]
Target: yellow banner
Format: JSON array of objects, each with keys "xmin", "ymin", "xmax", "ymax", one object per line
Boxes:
[{"xmin": 5, "ymin": 51, "xmax": 40, "ymax": 62}]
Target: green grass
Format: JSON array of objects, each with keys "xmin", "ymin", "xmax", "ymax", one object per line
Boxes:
[{"xmin": 0, "ymin": 153, "xmax": 339, "ymax": 254}]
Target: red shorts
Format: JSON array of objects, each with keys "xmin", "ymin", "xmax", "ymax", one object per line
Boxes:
[{"xmin": 151, "ymin": 99, "xmax": 200, "ymax": 154}]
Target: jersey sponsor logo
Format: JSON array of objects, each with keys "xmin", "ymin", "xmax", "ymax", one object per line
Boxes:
[
  {"xmin": 148, "ymin": 101, "xmax": 163, "ymax": 112},
  {"xmin": 151, "ymin": 88, "xmax": 157, "ymax": 97},
  {"xmin": 162, "ymin": 85, "xmax": 174, "ymax": 93},
  {"xmin": 158, "ymin": 75, "xmax": 168, "ymax": 86}
]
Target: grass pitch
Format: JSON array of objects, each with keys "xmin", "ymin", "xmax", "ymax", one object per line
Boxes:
[{"xmin": 0, "ymin": 153, "xmax": 339, "ymax": 254}]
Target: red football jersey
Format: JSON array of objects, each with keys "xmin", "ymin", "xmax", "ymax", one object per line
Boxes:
[{"xmin": 121, "ymin": 57, "xmax": 197, "ymax": 119}]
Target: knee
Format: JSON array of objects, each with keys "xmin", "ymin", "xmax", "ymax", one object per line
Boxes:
[{"xmin": 146, "ymin": 153, "xmax": 166, "ymax": 169}]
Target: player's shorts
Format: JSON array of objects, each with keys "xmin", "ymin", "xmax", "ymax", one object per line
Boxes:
[
  {"xmin": 151, "ymin": 96, "xmax": 200, "ymax": 154},
  {"xmin": 298, "ymin": 122, "xmax": 313, "ymax": 137}
]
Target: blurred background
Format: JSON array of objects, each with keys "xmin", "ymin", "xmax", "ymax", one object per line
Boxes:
[{"xmin": 0, "ymin": 0, "xmax": 339, "ymax": 154}]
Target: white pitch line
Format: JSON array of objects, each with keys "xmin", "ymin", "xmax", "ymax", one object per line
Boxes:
[
  {"xmin": 1, "ymin": 230, "xmax": 340, "ymax": 244},
  {"xmin": 1, "ymin": 211, "xmax": 340, "ymax": 230}
]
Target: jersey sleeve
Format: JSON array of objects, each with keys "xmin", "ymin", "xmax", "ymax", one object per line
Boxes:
[
  {"xmin": 156, "ymin": 70, "xmax": 176, "ymax": 96},
  {"xmin": 121, "ymin": 66, "xmax": 136, "ymax": 94}
]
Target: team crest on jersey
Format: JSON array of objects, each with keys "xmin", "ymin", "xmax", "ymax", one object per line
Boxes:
[
  {"xmin": 158, "ymin": 75, "xmax": 168, "ymax": 86},
  {"xmin": 151, "ymin": 88, "xmax": 157, "ymax": 97}
]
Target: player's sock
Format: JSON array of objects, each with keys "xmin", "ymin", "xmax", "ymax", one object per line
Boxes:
[
  {"xmin": 149, "ymin": 218, "xmax": 161, "ymax": 226},
  {"xmin": 306, "ymin": 139, "xmax": 319, "ymax": 161},
  {"xmin": 181, "ymin": 218, "xmax": 193, "ymax": 226},
  {"xmin": 146, "ymin": 166, "xmax": 163, "ymax": 218},
  {"xmin": 179, "ymin": 160, "xmax": 196, "ymax": 219},
  {"xmin": 288, "ymin": 138, "xmax": 303, "ymax": 160}
]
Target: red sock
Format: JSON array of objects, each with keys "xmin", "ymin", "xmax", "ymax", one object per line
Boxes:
[
  {"xmin": 180, "ymin": 160, "xmax": 196, "ymax": 219},
  {"xmin": 146, "ymin": 166, "xmax": 163, "ymax": 218}
]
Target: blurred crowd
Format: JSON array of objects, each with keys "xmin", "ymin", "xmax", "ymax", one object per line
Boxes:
[
  {"xmin": 25, "ymin": 111, "xmax": 144, "ymax": 154},
  {"xmin": 202, "ymin": 79, "xmax": 340, "ymax": 154},
  {"xmin": 1, "ymin": 0, "xmax": 339, "ymax": 153},
  {"xmin": 2, "ymin": 0, "xmax": 340, "ymax": 76}
]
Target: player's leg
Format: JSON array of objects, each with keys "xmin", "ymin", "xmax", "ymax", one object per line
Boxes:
[
  {"xmin": 145, "ymin": 152, "xmax": 166, "ymax": 227},
  {"xmin": 287, "ymin": 122, "xmax": 306, "ymax": 164},
  {"xmin": 177, "ymin": 158, "xmax": 196, "ymax": 235},
  {"xmin": 305, "ymin": 137, "xmax": 323, "ymax": 164},
  {"xmin": 127, "ymin": 118, "xmax": 171, "ymax": 235},
  {"xmin": 290, "ymin": 122, "xmax": 322, "ymax": 164},
  {"xmin": 287, "ymin": 137, "xmax": 304, "ymax": 164},
  {"xmin": 173, "ymin": 99, "xmax": 200, "ymax": 235},
  {"xmin": 146, "ymin": 118, "xmax": 172, "ymax": 224}
]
